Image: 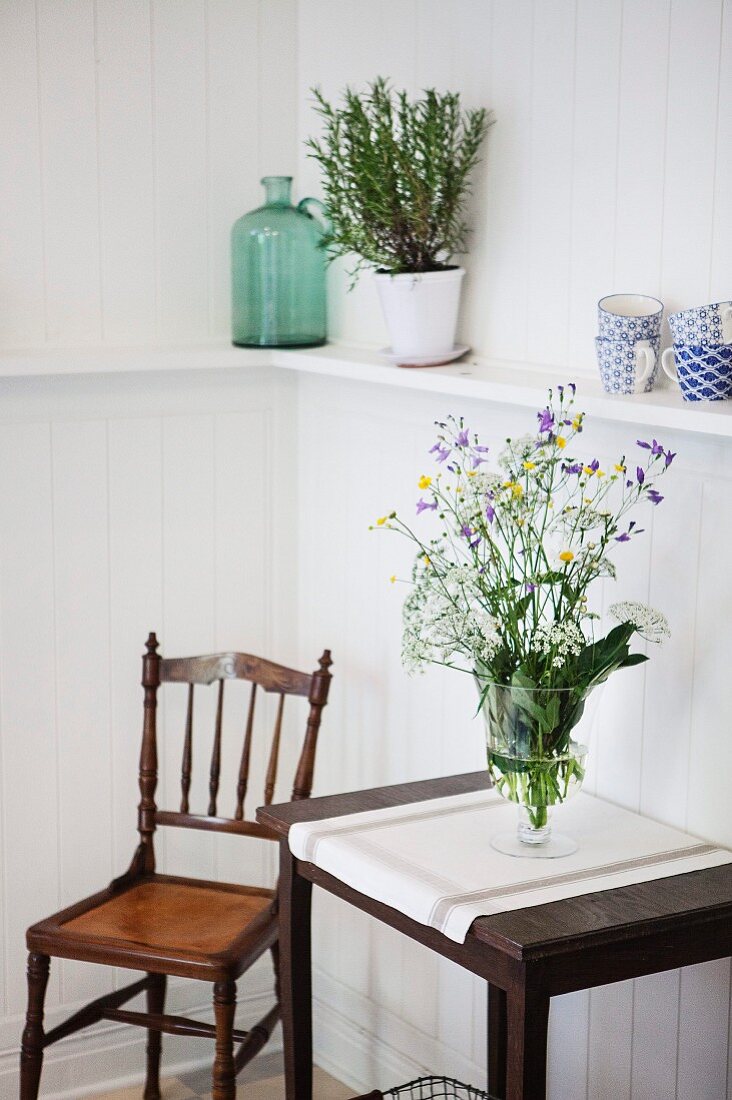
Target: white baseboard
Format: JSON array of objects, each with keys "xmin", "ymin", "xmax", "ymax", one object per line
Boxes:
[
  {"xmin": 312, "ymin": 969, "xmax": 485, "ymax": 1096},
  {"xmin": 0, "ymin": 976, "xmax": 280, "ymax": 1099}
]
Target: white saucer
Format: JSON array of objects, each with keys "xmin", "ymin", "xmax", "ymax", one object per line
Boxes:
[{"xmin": 379, "ymin": 344, "xmax": 471, "ymax": 368}]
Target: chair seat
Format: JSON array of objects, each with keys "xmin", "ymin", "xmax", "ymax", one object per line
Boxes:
[{"xmin": 27, "ymin": 874, "xmax": 276, "ymax": 980}]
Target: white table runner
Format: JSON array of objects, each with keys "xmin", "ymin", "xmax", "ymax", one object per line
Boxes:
[{"xmin": 289, "ymin": 789, "xmax": 732, "ymax": 943}]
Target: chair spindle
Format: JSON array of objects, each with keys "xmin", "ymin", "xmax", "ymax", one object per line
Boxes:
[
  {"xmin": 235, "ymin": 683, "xmax": 257, "ymax": 820},
  {"xmin": 264, "ymin": 694, "xmax": 285, "ymax": 805},
  {"xmin": 208, "ymin": 680, "xmax": 224, "ymax": 816},
  {"xmin": 180, "ymin": 684, "xmax": 194, "ymax": 813}
]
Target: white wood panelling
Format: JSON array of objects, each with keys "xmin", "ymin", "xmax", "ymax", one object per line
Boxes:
[
  {"xmin": 0, "ymin": 2, "xmax": 46, "ymax": 346},
  {"xmin": 37, "ymin": 0, "xmax": 102, "ymax": 345},
  {"xmin": 0, "ymin": 366, "xmax": 298, "ymax": 1094},
  {"xmin": 0, "ymin": 0, "xmax": 297, "ymax": 350},
  {"xmin": 95, "ymin": 0, "xmax": 157, "ymax": 344},
  {"xmin": 298, "ymin": 0, "xmax": 732, "ymax": 371}
]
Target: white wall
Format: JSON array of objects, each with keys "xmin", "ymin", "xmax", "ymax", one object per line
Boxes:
[
  {"xmin": 0, "ymin": 1, "xmax": 300, "ymax": 1093},
  {"xmin": 0, "ymin": 365, "xmax": 302, "ymax": 1097},
  {"xmin": 0, "ymin": 0, "xmax": 297, "ymax": 350},
  {"xmin": 294, "ymin": 2, "xmax": 732, "ymax": 1097},
  {"xmin": 297, "ymin": 0, "xmax": 732, "ymax": 372}
]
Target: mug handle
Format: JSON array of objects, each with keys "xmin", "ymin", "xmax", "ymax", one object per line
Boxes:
[
  {"xmin": 634, "ymin": 341, "xmax": 655, "ymax": 385},
  {"xmin": 661, "ymin": 347, "xmax": 678, "ymax": 381}
]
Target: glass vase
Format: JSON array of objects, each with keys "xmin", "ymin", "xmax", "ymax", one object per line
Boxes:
[
  {"xmin": 231, "ymin": 176, "xmax": 327, "ymax": 347},
  {"xmin": 477, "ymin": 680, "xmax": 593, "ymax": 859}
]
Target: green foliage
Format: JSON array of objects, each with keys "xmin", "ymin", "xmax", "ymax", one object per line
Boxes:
[{"xmin": 306, "ymin": 77, "xmax": 493, "ymax": 278}]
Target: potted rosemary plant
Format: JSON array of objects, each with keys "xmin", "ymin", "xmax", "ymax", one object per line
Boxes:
[
  {"xmin": 373, "ymin": 386, "xmax": 675, "ymax": 857},
  {"xmin": 307, "ymin": 78, "xmax": 492, "ymax": 365}
]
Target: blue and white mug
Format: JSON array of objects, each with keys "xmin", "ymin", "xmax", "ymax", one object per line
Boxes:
[
  {"xmin": 598, "ymin": 294, "xmax": 664, "ymax": 342},
  {"xmin": 667, "ymin": 301, "xmax": 732, "ymax": 346},
  {"xmin": 595, "ymin": 336, "xmax": 659, "ymax": 395},
  {"xmin": 662, "ymin": 343, "xmax": 732, "ymax": 402}
]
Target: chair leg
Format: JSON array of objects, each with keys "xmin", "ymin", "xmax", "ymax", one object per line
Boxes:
[
  {"xmin": 212, "ymin": 979, "xmax": 237, "ymax": 1100},
  {"xmin": 20, "ymin": 953, "xmax": 50, "ymax": 1100},
  {"xmin": 143, "ymin": 973, "xmax": 167, "ymax": 1100}
]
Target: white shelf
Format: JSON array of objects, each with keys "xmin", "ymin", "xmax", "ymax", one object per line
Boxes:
[
  {"xmin": 0, "ymin": 342, "xmax": 266, "ymax": 378},
  {"xmin": 2, "ymin": 340, "xmax": 732, "ymax": 440},
  {"xmin": 270, "ymin": 344, "xmax": 732, "ymax": 440}
]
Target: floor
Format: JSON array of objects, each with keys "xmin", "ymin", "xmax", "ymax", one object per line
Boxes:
[{"xmin": 97, "ymin": 1052, "xmax": 353, "ymax": 1099}]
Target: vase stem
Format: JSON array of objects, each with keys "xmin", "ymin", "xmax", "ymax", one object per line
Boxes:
[{"xmin": 517, "ymin": 804, "xmax": 552, "ymax": 846}]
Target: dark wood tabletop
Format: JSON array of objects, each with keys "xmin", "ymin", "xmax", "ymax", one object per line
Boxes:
[
  {"xmin": 259, "ymin": 771, "xmax": 732, "ymax": 1100},
  {"xmin": 259, "ymin": 770, "xmax": 732, "ymax": 970}
]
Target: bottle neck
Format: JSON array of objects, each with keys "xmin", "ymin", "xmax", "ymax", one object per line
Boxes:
[{"xmin": 262, "ymin": 176, "xmax": 292, "ymax": 207}]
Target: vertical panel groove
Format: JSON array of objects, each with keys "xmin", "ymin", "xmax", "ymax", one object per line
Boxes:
[
  {"xmin": 49, "ymin": 421, "xmax": 62, "ymax": 1001},
  {"xmin": 33, "ymin": 0, "xmax": 49, "ymax": 342},
  {"xmin": 707, "ymin": 0, "xmax": 726, "ymax": 299},
  {"xmin": 92, "ymin": 0, "xmax": 105, "ymax": 341},
  {"xmin": 149, "ymin": 0, "xmax": 160, "ymax": 341}
]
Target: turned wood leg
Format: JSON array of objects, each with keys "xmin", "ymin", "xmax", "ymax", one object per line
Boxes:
[
  {"xmin": 20, "ymin": 953, "xmax": 50, "ymax": 1100},
  {"xmin": 505, "ymin": 982, "xmax": 550, "ymax": 1100},
  {"xmin": 487, "ymin": 983, "xmax": 507, "ymax": 1099},
  {"xmin": 279, "ymin": 840, "xmax": 313, "ymax": 1100},
  {"xmin": 143, "ymin": 973, "xmax": 166, "ymax": 1100},
  {"xmin": 212, "ymin": 979, "xmax": 237, "ymax": 1100}
]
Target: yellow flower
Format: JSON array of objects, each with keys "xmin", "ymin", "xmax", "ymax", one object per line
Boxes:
[
  {"xmin": 423, "ymin": 555, "xmax": 431, "ymax": 566},
  {"xmin": 466, "ymin": 470, "xmax": 477, "ymax": 478},
  {"xmin": 559, "ymin": 550, "xmax": 574, "ymax": 563},
  {"xmin": 418, "ymin": 475, "xmax": 432, "ymax": 490},
  {"xmin": 596, "ymin": 470, "xmax": 606, "ymax": 478},
  {"xmin": 516, "ymin": 518, "xmax": 525, "ymax": 527},
  {"xmin": 376, "ymin": 516, "xmax": 388, "ymax": 526},
  {"xmin": 583, "ymin": 465, "xmax": 595, "ymax": 476},
  {"xmin": 389, "ymin": 574, "xmax": 396, "ymax": 584},
  {"xmin": 615, "ymin": 463, "xmax": 626, "ymax": 473},
  {"xmin": 522, "ymin": 461, "xmax": 536, "ymax": 470},
  {"xmin": 503, "ymin": 481, "xmax": 523, "ymax": 498},
  {"xmin": 572, "ymin": 415, "xmax": 583, "ymax": 430},
  {"xmin": 556, "ymin": 436, "xmax": 567, "ymax": 449}
]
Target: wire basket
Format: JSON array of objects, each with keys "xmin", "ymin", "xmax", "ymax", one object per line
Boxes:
[{"xmin": 352, "ymin": 1076, "xmax": 490, "ymax": 1099}]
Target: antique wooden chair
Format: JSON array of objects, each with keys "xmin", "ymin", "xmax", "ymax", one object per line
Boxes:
[{"xmin": 21, "ymin": 632, "xmax": 332, "ymax": 1100}]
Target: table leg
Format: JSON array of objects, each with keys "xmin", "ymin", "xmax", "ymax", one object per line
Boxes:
[
  {"xmin": 505, "ymin": 983, "xmax": 550, "ymax": 1100},
  {"xmin": 279, "ymin": 840, "xmax": 313, "ymax": 1100},
  {"xmin": 487, "ymin": 983, "xmax": 507, "ymax": 1098}
]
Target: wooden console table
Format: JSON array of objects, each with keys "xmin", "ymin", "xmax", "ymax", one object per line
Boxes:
[{"xmin": 257, "ymin": 772, "xmax": 732, "ymax": 1100}]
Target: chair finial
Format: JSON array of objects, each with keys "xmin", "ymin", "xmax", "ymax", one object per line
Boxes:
[
  {"xmin": 318, "ymin": 649, "xmax": 332, "ymax": 672},
  {"xmin": 145, "ymin": 632, "xmax": 159, "ymax": 655}
]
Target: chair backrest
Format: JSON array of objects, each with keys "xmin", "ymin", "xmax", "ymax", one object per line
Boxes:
[{"xmin": 136, "ymin": 633, "xmax": 332, "ymax": 874}]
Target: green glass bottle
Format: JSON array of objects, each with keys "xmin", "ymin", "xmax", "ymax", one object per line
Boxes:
[{"xmin": 231, "ymin": 176, "xmax": 327, "ymax": 347}]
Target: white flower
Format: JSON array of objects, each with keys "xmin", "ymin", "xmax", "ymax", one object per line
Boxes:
[
  {"xmin": 555, "ymin": 506, "xmax": 610, "ymax": 533},
  {"xmin": 464, "ymin": 470, "xmax": 503, "ymax": 495},
  {"xmin": 609, "ymin": 601, "xmax": 670, "ymax": 643},
  {"xmin": 401, "ymin": 568, "xmax": 501, "ymax": 673},
  {"xmin": 531, "ymin": 621, "xmax": 585, "ymax": 668},
  {"xmin": 498, "ymin": 434, "xmax": 537, "ymax": 472}
]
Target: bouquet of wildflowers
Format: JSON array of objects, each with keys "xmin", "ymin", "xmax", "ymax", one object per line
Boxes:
[{"xmin": 374, "ymin": 385, "xmax": 674, "ymax": 826}]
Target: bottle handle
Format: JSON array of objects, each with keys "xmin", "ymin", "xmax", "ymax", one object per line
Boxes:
[{"xmin": 298, "ymin": 196, "xmax": 330, "ymax": 230}]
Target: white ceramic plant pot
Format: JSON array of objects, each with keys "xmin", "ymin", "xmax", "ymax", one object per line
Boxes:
[{"xmin": 374, "ymin": 267, "xmax": 465, "ymax": 361}]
